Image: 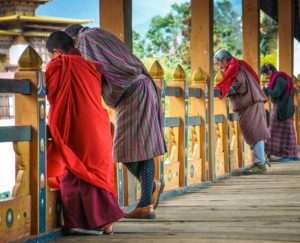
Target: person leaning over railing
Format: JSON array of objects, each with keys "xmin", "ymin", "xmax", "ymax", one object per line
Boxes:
[
  {"xmin": 45, "ymin": 31, "xmax": 124, "ymax": 235},
  {"xmin": 64, "ymin": 24, "xmax": 166, "ymax": 219},
  {"xmin": 261, "ymin": 63, "xmax": 299, "ymax": 162},
  {"xmin": 214, "ymin": 49, "xmax": 270, "ymax": 175}
]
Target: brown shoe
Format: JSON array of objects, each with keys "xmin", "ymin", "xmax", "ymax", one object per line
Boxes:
[
  {"xmin": 151, "ymin": 180, "xmax": 164, "ymax": 209},
  {"xmin": 124, "ymin": 205, "xmax": 156, "ymax": 219}
]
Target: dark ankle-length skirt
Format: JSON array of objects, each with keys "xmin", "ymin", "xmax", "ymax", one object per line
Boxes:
[
  {"xmin": 265, "ymin": 104, "xmax": 298, "ymax": 158},
  {"xmin": 60, "ymin": 171, "xmax": 124, "ymax": 229}
]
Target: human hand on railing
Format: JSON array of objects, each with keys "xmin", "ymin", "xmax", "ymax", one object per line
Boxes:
[
  {"xmin": 214, "ymin": 88, "xmax": 222, "ymax": 98},
  {"xmin": 226, "ymin": 86, "xmax": 237, "ymax": 97}
]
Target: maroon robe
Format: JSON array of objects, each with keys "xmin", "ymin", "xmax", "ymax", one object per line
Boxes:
[{"xmin": 229, "ymin": 65, "xmax": 270, "ymax": 145}]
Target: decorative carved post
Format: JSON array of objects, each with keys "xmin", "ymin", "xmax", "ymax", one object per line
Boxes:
[
  {"xmin": 149, "ymin": 61, "xmax": 165, "ymax": 182},
  {"xmin": 189, "ymin": 67, "xmax": 208, "ymax": 182},
  {"xmin": 169, "ymin": 65, "xmax": 187, "ymax": 187},
  {"xmin": 15, "ymin": 46, "xmax": 45, "ymax": 234},
  {"xmin": 214, "ymin": 71, "xmax": 229, "ymax": 177}
]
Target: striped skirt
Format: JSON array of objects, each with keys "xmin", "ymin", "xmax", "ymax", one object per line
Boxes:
[
  {"xmin": 265, "ymin": 105, "xmax": 298, "ymax": 158},
  {"xmin": 113, "ymin": 77, "xmax": 166, "ymax": 163}
]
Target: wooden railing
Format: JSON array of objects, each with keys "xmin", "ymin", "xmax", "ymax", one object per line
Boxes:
[
  {"xmin": 0, "ymin": 46, "xmax": 59, "ymax": 242},
  {"xmin": 1, "ymin": 47, "xmax": 300, "ymax": 242}
]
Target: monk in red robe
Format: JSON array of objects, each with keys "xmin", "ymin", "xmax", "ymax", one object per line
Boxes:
[{"xmin": 45, "ymin": 31, "xmax": 123, "ymax": 235}]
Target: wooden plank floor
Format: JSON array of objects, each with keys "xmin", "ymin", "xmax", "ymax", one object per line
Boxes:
[{"xmin": 50, "ymin": 161, "xmax": 300, "ymax": 242}]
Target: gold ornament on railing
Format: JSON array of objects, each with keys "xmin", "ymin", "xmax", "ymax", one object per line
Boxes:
[
  {"xmin": 214, "ymin": 70, "xmax": 224, "ymax": 84},
  {"xmin": 149, "ymin": 61, "xmax": 164, "ymax": 79},
  {"xmin": 18, "ymin": 45, "xmax": 42, "ymax": 71},
  {"xmin": 261, "ymin": 75, "xmax": 268, "ymax": 86},
  {"xmin": 191, "ymin": 67, "xmax": 208, "ymax": 83},
  {"xmin": 173, "ymin": 64, "xmax": 186, "ymax": 81},
  {"xmin": 292, "ymin": 75, "xmax": 297, "ymax": 87}
]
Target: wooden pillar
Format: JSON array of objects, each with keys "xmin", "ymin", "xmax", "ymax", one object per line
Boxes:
[
  {"xmin": 100, "ymin": 0, "xmax": 133, "ymax": 206},
  {"xmin": 191, "ymin": 0, "xmax": 215, "ymax": 180},
  {"xmin": 278, "ymin": 0, "xmax": 294, "ymax": 76},
  {"xmin": 100, "ymin": 0, "xmax": 132, "ymax": 50},
  {"xmin": 242, "ymin": 0, "xmax": 260, "ymax": 73}
]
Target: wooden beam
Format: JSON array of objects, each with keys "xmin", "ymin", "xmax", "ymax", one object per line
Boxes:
[
  {"xmin": 23, "ymin": 24, "xmax": 64, "ymax": 30},
  {"xmin": 191, "ymin": 0, "xmax": 215, "ymax": 180},
  {"xmin": 0, "ymin": 79, "xmax": 31, "ymax": 94},
  {"xmin": 0, "ymin": 126, "xmax": 31, "ymax": 142},
  {"xmin": 189, "ymin": 88, "xmax": 202, "ymax": 98},
  {"xmin": 165, "ymin": 86, "xmax": 182, "ymax": 97},
  {"xmin": 165, "ymin": 117, "xmax": 181, "ymax": 128},
  {"xmin": 278, "ymin": 0, "xmax": 294, "ymax": 76},
  {"xmin": 214, "ymin": 114, "xmax": 224, "ymax": 124},
  {"xmin": 187, "ymin": 116, "xmax": 202, "ymax": 126},
  {"xmin": 100, "ymin": 0, "xmax": 132, "ymax": 50},
  {"xmin": 242, "ymin": 0, "xmax": 260, "ymax": 73},
  {"xmin": 229, "ymin": 113, "xmax": 238, "ymax": 121}
]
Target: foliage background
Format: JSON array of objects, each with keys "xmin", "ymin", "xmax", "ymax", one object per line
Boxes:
[{"xmin": 132, "ymin": 0, "xmax": 278, "ymax": 82}]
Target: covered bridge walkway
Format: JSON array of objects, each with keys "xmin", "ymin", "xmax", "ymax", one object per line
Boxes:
[
  {"xmin": 50, "ymin": 161, "xmax": 300, "ymax": 243},
  {"xmin": 1, "ymin": 0, "xmax": 300, "ymax": 242}
]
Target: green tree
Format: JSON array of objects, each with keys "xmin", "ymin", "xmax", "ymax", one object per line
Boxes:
[
  {"xmin": 133, "ymin": 0, "xmax": 243, "ymax": 79},
  {"xmin": 132, "ymin": 30, "xmax": 145, "ymax": 59},
  {"xmin": 260, "ymin": 12, "xmax": 278, "ymax": 67},
  {"xmin": 144, "ymin": 2, "xmax": 191, "ymax": 69},
  {"xmin": 214, "ymin": 0, "xmax": 242, "ymax": 57}
]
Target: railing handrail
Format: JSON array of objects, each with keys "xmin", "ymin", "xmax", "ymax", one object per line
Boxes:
[
  {"xmin": 0, "ymin": 125, "xmax": 32, "ymax": 142},
  {"xmin": 0, "ymin": 78, "xmax": 31, "ymax": 94}
]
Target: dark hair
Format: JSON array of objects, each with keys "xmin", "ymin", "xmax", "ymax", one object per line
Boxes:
[
  {"xmin": 64, "ymin": 24, "xmax": 83, "ymax": 37},
  {"xmin": 261, "ymin": 63, "xmax": 277, "ymax": 74},
  {"xmin": 46, "ymin": 31, "xmax": 74, "ymax": 53}
]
